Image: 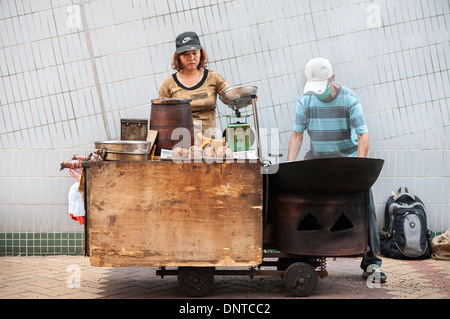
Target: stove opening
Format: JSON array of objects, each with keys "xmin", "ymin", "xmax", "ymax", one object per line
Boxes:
[
  {"xmin": 297, "ymin": 212, "xmax": 322, "ymax": 231},
  {"xmin": 330, "ymin": 212, "xmax": 353, "ymax": 232}
]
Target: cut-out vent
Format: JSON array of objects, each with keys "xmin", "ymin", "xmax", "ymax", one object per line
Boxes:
[
  {"xmin": 330, "ymin": 212, "xmax": 353, "ymax": 232},
  {"xmin": 297, "ymin": 212, "xmax": 321, "ymax": 231}
]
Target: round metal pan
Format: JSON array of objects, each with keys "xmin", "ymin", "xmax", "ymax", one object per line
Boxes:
[
  {"xmin": 219, "ymin": 86, "xmax": 258, "ymax": 109},
  {"xmin": 95, "ymin": 140, "xmax": 151, "ymax": 153},
  {"xmin": 104, "ymin": 151, "xmax": 150, "ymax": 161},
  {"xmin": 268, "ymin": 157, "xmax": 384, "ymax": 194}
]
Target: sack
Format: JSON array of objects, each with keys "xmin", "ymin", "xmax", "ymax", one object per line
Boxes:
[
  {"xmin": 380, "ymin": 186, "xmax": 431, "ymax": 259},
  {"xmin": 431, "ymin": 228, "xmax": 450, "ymax": 260}
]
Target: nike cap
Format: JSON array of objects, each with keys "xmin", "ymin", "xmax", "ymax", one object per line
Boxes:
[
  {"xmin": 303, "ymin": 58, "xmax": 333, "ymax": 95},
  {"xmin": 175, "ymin": 31, "xmax": 201, "ymax": 53}
]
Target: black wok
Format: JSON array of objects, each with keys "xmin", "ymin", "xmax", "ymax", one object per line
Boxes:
[{"xmin": 268, "ymin": 157, "xmax": 384, "ymax": 194}]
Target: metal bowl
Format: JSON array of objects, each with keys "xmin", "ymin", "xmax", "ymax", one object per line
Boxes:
[
  {"xmin": 94, "ymin": 140, "xmax": 152, "ymax": 153},
  {"xmin": 219, "ymin": 86, "xmax": 258, "ymax": 110}
]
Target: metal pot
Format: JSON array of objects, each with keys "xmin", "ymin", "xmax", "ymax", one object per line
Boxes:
[
  {"xmin": 219, "ymin": 86, "xmax": 258, "ymax": 110},
  {"xmin": 94, "ymin": 140, "xmax": 151, "ymax": 153},
  {"xmin": 95, "ymin": 140, "xmax": 151, "ymax": 161},
  {"xmin": 103, "ymin": 151, "xmax": 150, "ymax": 161}
]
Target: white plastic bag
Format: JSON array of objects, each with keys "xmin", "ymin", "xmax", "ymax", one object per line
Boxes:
[{"xmin": 68, "ymin": 182, "xmax": 85, "ymax": 224}]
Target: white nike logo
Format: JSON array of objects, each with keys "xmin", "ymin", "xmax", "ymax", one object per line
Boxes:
[{"xmin": 182, "ymin": 37, "xmax": 192, "ymax": 43}]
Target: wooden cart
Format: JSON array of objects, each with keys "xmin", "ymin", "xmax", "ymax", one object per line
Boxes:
[
  {"xmin": 83, "ymin": 158, "xmax": 383, "ymax": 297},
  {"xmin": 84, "ymin": 160, "xmax": 268, "ymax": 296}
]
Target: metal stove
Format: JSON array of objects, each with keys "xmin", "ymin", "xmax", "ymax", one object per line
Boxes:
[{"xmin": 267, "ymin": 157, "xmax": 384, "ymax": 257}]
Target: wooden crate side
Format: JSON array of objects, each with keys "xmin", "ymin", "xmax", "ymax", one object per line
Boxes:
[{"xmin": 88, "ymin": 161, "xmax": 263, "ymax": 267}]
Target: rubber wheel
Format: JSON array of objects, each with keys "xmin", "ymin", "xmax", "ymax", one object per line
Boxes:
[
  {"xmin": 177, "ymin": 267, "xmax": 214, "ymax": 297},
  {"xmin": 283, "ymin": 262, "xmax": 318, "ymax": 297}
]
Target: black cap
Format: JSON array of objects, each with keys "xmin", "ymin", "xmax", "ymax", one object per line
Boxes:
[{"xmin": 175, "ymin": 31, "xmax": 201, "ymax": 53}]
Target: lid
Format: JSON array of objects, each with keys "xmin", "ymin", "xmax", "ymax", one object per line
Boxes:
[
  {"xmin": 151, "ymin": 98, "xmax": 192, "ymax": 105},
  {"xmin": 121, "ymin": 118, "xmax": 148, "ymax": 124}
]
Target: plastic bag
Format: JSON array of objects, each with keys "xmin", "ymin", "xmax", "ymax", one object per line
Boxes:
[{"xmin": 68, "ymin": 182, "xmax": 85, "ymax": 225}]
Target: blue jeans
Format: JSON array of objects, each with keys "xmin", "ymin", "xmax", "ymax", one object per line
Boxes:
[{"xmin": 360, "ymin": 189, "xmax": 382, "ymax": 271}]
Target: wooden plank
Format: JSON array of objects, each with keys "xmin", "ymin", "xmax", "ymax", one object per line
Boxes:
[{"xmin": 87, "ymin": 161, "xmax": 263, "ymax": 267}]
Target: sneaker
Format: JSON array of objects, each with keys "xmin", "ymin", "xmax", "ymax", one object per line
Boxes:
[{"xmin": 362, "ymin": 266, "xmax": 387, "ymax": 283}]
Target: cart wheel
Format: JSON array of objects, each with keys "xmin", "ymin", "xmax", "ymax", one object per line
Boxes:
[
  {"xmin": 177, "ymin": 267, "xmax": 214, "ymax": 297},
  {"xmin": 283, "ymin": 262, "xmax": 317, "ymax": 297}
]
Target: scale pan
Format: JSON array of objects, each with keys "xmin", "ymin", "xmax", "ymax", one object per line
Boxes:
[{"xmin": 219, "ymin": 86, "xmax": 258, "ymax": 109}]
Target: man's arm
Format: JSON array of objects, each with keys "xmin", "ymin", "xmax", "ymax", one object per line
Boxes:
[
  {"xmin": 357, "ymin": 132, "xmax": 369, "ymax": 158},
  {"xmin": 287, "ymin": 131, "xmax": 304, "ymax": 162}
]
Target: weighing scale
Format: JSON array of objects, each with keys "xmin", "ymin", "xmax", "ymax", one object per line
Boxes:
[{"xmin": 219, "ymin": 86, "xmax": 261, "ymax": 158}]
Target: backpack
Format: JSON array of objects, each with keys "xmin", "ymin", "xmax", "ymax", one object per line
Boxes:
[{"xmin": 380, "ymin": 186, "xmax": 431, "ymax": 259}]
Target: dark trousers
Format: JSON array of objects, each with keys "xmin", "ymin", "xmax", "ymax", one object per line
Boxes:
[{"xmin": 360, "ymin": 189, "xmax": 382, "ymax": 271}]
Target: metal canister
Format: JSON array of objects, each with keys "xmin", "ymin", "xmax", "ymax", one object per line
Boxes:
[{"xmin": 120, "ymin": 119, "xmax": 148, "ymax": 141}]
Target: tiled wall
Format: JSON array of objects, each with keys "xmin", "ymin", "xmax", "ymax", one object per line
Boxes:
[{"xmin": 0, "ymin": 0, "xmax": 449, "ymax": 255}]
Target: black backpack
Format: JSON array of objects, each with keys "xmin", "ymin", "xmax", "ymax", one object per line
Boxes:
[{"xmin": 380, "ymin": 186, "xmax": 431, "ymax": 259}]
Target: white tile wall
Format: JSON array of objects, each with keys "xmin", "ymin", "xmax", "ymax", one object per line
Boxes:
[{"xmin": 0, "ymin": 0, "xmax": 449, "ymax": 233}]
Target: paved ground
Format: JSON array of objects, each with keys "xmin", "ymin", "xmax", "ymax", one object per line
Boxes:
[{"xmin": 0, "ymin": 255, "xmax": 448, "ymax": 300}]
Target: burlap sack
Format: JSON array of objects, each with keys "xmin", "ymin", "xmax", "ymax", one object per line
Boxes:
[{"xmin": 431, "ymin": 228, "xmax": 450, "ymax": 260}]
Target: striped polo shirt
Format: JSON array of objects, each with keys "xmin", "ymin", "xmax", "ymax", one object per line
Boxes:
[{"xmin": 293, "ymin": 85, "xmax": 368, "ymax": 158}]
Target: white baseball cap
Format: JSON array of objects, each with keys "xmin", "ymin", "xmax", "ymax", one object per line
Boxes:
[{"xmin": 303, "ymin": 58, "xmax": 333, "ymax": 95}]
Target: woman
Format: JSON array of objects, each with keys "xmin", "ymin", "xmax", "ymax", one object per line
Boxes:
[{"xmin": 158, "ymin": 31, "xmax": 230, "ymax": 138}]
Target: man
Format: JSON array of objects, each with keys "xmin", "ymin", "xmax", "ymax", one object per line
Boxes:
[{"xmin": 287, "ymin": 58, "xmax": 386, "ymax": 283}]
